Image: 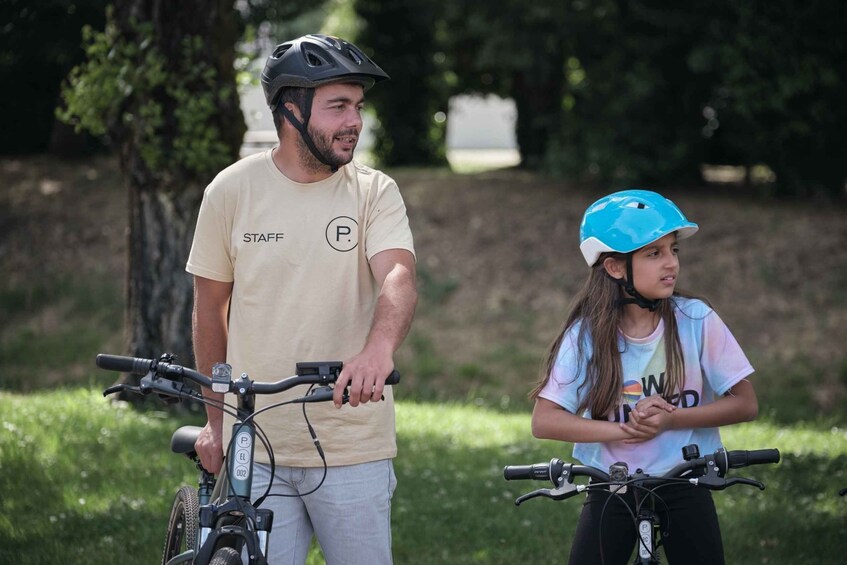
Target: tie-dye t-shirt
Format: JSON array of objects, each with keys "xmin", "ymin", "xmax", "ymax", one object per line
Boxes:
[{"xmin": 537, "ymin": 297, "xmax": 754, "ymax": 475}]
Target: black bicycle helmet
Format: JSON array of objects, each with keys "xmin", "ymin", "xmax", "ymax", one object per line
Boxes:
[
  {"xmin": 261, "ymin": 34, "xmax": 389, "ymax": 109},
  {"xmin": 261, "ymin": 34, "xmax": 389, "ymax": 172}
]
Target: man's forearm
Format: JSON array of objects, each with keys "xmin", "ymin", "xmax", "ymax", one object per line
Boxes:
[
  {"xmin": 192, "ymin": 276, "xmax": 233, "ymax": 425},
  {"xmin": 365, "ymin": 264, "xmax": 417, "ymax": 354},
  {"xmin": 194, "ymin": 323, "xmax": 228, "ymax": 424}
]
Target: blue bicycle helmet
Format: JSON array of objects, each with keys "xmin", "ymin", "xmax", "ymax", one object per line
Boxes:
[
  {"xmin": 579, "ymin": 190, "xmax": 698, "ymax": 267},
  {"xmin": 579, "ymin": 190, "xmax": 698, "ymax": 311}
]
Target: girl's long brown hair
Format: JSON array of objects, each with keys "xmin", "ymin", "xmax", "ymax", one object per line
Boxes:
[{"xmin": 531, "ymin": 253, "xmax": 693, "ymax": 420}]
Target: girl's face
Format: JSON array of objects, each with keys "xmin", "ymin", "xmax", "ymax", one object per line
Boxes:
[{"xmin": 629, "ymin": 232, "xmax": 680, "ymax": 300}]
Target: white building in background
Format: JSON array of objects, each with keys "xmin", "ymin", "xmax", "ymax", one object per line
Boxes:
[
  {"xmin": 446, "ymin": 94, "xmax": 516, "ymax": 150},
  {"xmin": 240, "ymin": 84, "xmax": 518, "ymax": 164}
]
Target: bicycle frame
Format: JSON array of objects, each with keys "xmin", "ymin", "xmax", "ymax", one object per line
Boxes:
[
  {"xmin": 163, "ymin": 375, "xmax": 276, "ymax": 565},
  {"xmin": 98, "ymin": 353, "xmax": 400, "ymax": 565},
  {"xmin": 192, "ymin": 376, "xmax": 273, "ymax": 565}
]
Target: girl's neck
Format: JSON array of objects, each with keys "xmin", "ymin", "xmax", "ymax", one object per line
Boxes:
[{"xmin": 620, "ymin": 305, "xmax": 660, "ymax": 339}]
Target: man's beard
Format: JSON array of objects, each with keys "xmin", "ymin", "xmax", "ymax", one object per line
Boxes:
[{"xmin": 296, "ymin": 126, "xmax": 358, "ymax": 173}]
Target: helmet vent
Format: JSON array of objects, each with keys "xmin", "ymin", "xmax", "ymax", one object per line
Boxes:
[
  {"xmin": 304, "ymin": 48, "xmax": 330, "ymax": 67},
  {"xmin": 624, "ymin": 201, "xmax": 648, "ymax": 209},
  {"xmin": 347, "ymin": 48, "xmax": 363, "ymax": 65},
  {"xmin": 314, "ymin": 34, "xmax": 342, "ymax": 50},
  {"xmin": 272, "ymin": 44, "xmax": 292, "ymax": 59}
]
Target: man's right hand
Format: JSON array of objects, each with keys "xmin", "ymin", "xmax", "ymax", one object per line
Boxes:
[{"xmin": 195, "ymin": 421, "xmax": 224, "ymax": 474}]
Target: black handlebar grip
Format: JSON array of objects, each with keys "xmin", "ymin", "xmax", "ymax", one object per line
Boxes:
[
  {"xmin": 95, "ymin": 354, "xmax": 153, "ymax": 376},
  {"xmin": 503, "ymin": 462, "xmax": 551, "ymax": 481},
  {"xmin": 727, "ymin": 449, "xmax": 780, "ymax": 469},
  {"xmin": 385, "ymin": 370, "xmax": 401, "ymax": 385}
]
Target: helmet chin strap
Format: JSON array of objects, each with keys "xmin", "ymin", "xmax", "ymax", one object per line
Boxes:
[
  {"xmin": 276, "ymin": 89, "xmax": 339, "ymax": 173},
  {"xmin": 606, "ymin": 254, "xmax": 661, "ymax": 312}
]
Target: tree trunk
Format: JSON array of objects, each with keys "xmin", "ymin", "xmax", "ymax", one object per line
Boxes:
[
  {"xmin": 108, "ymin": 0, "xmax": 244, "ymax": 395},
  {"xmin": 512, "ymin": 49, "xmax": 565, "ymax": 170},
  {"xmin": 125, "ymin": 174, "xmax": 201, "ymax": 369}
]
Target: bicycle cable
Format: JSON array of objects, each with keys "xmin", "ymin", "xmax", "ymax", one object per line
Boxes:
[
  {"xmin": 236, "ymin": 385, "xmax": 330, "ymax": 506},
  {"xmin": 594, "ymin": 476, "xmax": 691, "ymax": 563},
  {"xmin": 630, "ymin": 478, "xmax": 693, "ymax": 555},
  {"xmin": 590, "ymin": 480, "xmax": 640, "ymax": 565},
  {"xmin": 175, "ymin": 382, "xmax": 334, "ymax": 518},
  {"xmin": 187, "ymin": 393, "xmax": 274, "ymax": 521}
]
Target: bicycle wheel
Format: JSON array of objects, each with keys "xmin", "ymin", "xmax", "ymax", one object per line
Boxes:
[
  {"xmin": 162, "ymin": 485, "xmax": 200, "ymax": 564},
  {"xmin": 209, "ymin": 547, "xmax": 242, "ymax": 565}
]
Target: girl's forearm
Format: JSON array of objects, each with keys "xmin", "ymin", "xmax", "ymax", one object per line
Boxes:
[
  {"xmin": 532, "ymin": 399, "xmax": 630, "ymax": 443},
  {"xmin": 669, "ymin": 379, "xmax": 758, "ymax": 430}
]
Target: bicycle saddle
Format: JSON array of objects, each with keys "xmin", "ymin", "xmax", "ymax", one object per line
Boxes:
[{"xmin": 171, "ymin": 425, "xmax": 203, "ymax": 456}]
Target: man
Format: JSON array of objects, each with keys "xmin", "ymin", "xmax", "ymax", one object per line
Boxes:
[{"xmin": 186, "ymin": 34, "xmax": 417, "ymax": 564}]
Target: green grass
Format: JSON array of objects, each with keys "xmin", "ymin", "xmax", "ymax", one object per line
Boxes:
[
  {"xmin": 2, "ymin": 390, "xmax": 845, "ymax": 564},
  {"xmin": 0, "ymin": 275, "xmax": 123, "ymax": 390},
  {"xmin": 0, "ymin": 389, "xmax": 202, "ymax": 564}
]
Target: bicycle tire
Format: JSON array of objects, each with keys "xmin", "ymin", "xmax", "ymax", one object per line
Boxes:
[
  {"xmin": 162, "ymin": 485, "xmax": 200, "ymax": 564},
  {"xmin": 209, "ymin": 547, "xmax": 242, "ymax": 565}
]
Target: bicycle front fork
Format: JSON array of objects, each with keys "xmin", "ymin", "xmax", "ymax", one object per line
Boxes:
[{"xmin": 197, "ymin": 503, "xmax": 274, "ymax": 564}]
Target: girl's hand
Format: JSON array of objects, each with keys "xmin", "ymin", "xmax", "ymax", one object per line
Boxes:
[
  {"xmin": 633, "ymin": 395, "xmax": 676, "ymax": 419},
  {"xmin": 620, "ymin": 405, "xmax": 675, "ymax": 444}
]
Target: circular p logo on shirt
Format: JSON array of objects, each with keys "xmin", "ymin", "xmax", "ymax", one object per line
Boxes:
[{"xmin": 326, "ymin": 216, "xmax": 359, "ymax": 252}]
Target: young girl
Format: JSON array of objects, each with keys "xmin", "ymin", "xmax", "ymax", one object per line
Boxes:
[{"xmin": 531, "ymin": 189, "xmax": 758, "ymax": 565}]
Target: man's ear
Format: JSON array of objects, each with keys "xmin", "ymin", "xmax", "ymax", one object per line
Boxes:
[
  {"xmin": 603, "ymin": 256, "xmax": 626, "ymax": 280},
  {"xmin": 282, "ymin": 102, "xmax": 303, "ymax": 122}
]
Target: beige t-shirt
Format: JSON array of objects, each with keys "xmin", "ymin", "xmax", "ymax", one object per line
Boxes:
[{"xmin": 186, "ymin": 150, "xmax": 415, "ymax": 467}]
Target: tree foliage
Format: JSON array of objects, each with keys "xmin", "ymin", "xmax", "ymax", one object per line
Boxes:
[
  {"xmin": 353, "ymin": 0, "xmax": 449, "ymax": 167},
  {"xmin": 354, "ymin": 0, "xmax": 845, "ymax": 197},
  {"xmin": 0, "ymin": 0, "xmax": 108, "ymax": 155},
  {"xmin": 9, "ymin": 0, "xmax": 847, "ymax": 200},
  {"xmin": 60, "ymin": 0, "xmax": 246, "ymax": 385},
  {"xmin": 541, "ymin": 0, "xmax": 846, "ymax": 198},
  {"xmin": 697, "ymin": 0, "xmax": 847, "ymax": 198},
  {"xmin": 543, "ymin": 1, "xmax": 714, "ymax": 185},
  {"xmin": 60, "ymin": 7, "xmax": 243, "ymax": 180},
  {"xmin": 441, "ymin": 1, "xmax": 568, "ymax": 168}
]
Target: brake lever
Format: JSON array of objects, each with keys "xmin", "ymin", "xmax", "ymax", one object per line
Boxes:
[
  {"xmin": 515, "ymin": 482, "xmax": 579, "ymax": 506},
  {"xmin": 103, "ymin": 384, "xmax": 142, "ymax": 397},
  {"xmin": 338, "ymin": 384, "xmax": 385, "ymax": 405},
  {"xmin": 515, "ymin": 488, "xmax": 550, "ymax": 506},
  {"xmin": 725, "ymin": 477, "xmax": 765, "ymax": 490},
  {"xmin": 290, "ymin": 384, "xmax": 386, "ymax": 405},
  {"xmin": 142, "ymin": 375, "xmax": 202, "ymax": 404},
  {"xmin": 103, "ymin": 384, "xmax": 126, "ymax": 397},
  {"xmin": 341, "ymin": 391, "xmax": 387, "ymax": 404},
  {"xmin": 291, "ymin": 386, "xmax": 336, "ymax": 403}
]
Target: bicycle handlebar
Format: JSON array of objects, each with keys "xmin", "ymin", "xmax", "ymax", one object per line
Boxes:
[
  {"xmin": 503, "ymin": 459, "xmax": 564, "ymax": 482},
  {"xmin": 96, "ymin": 353, "xmax": 401, "ymax": 401},
  {"xmin": 503, "ymin": 445, "xmax": 780, "ymax": 506},
  {"xmin": 503, "ymin": 459, "xmax": 608, "ymax": 484},
  {"xmin": 96, "ymin": 354, "xmax": 159, "ymax": 375},
  {"xmin": 505, "ymin": 448, "xmax": 780, "ymax": 484},
  {"xmin": 726, "ymin": 448, "xmax": 780, "ymax": 469}
]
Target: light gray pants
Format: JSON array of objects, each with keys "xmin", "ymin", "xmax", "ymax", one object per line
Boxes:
[{"xmin": 249, "ymin": 459, "xmax": 397, "ymax": 565}]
